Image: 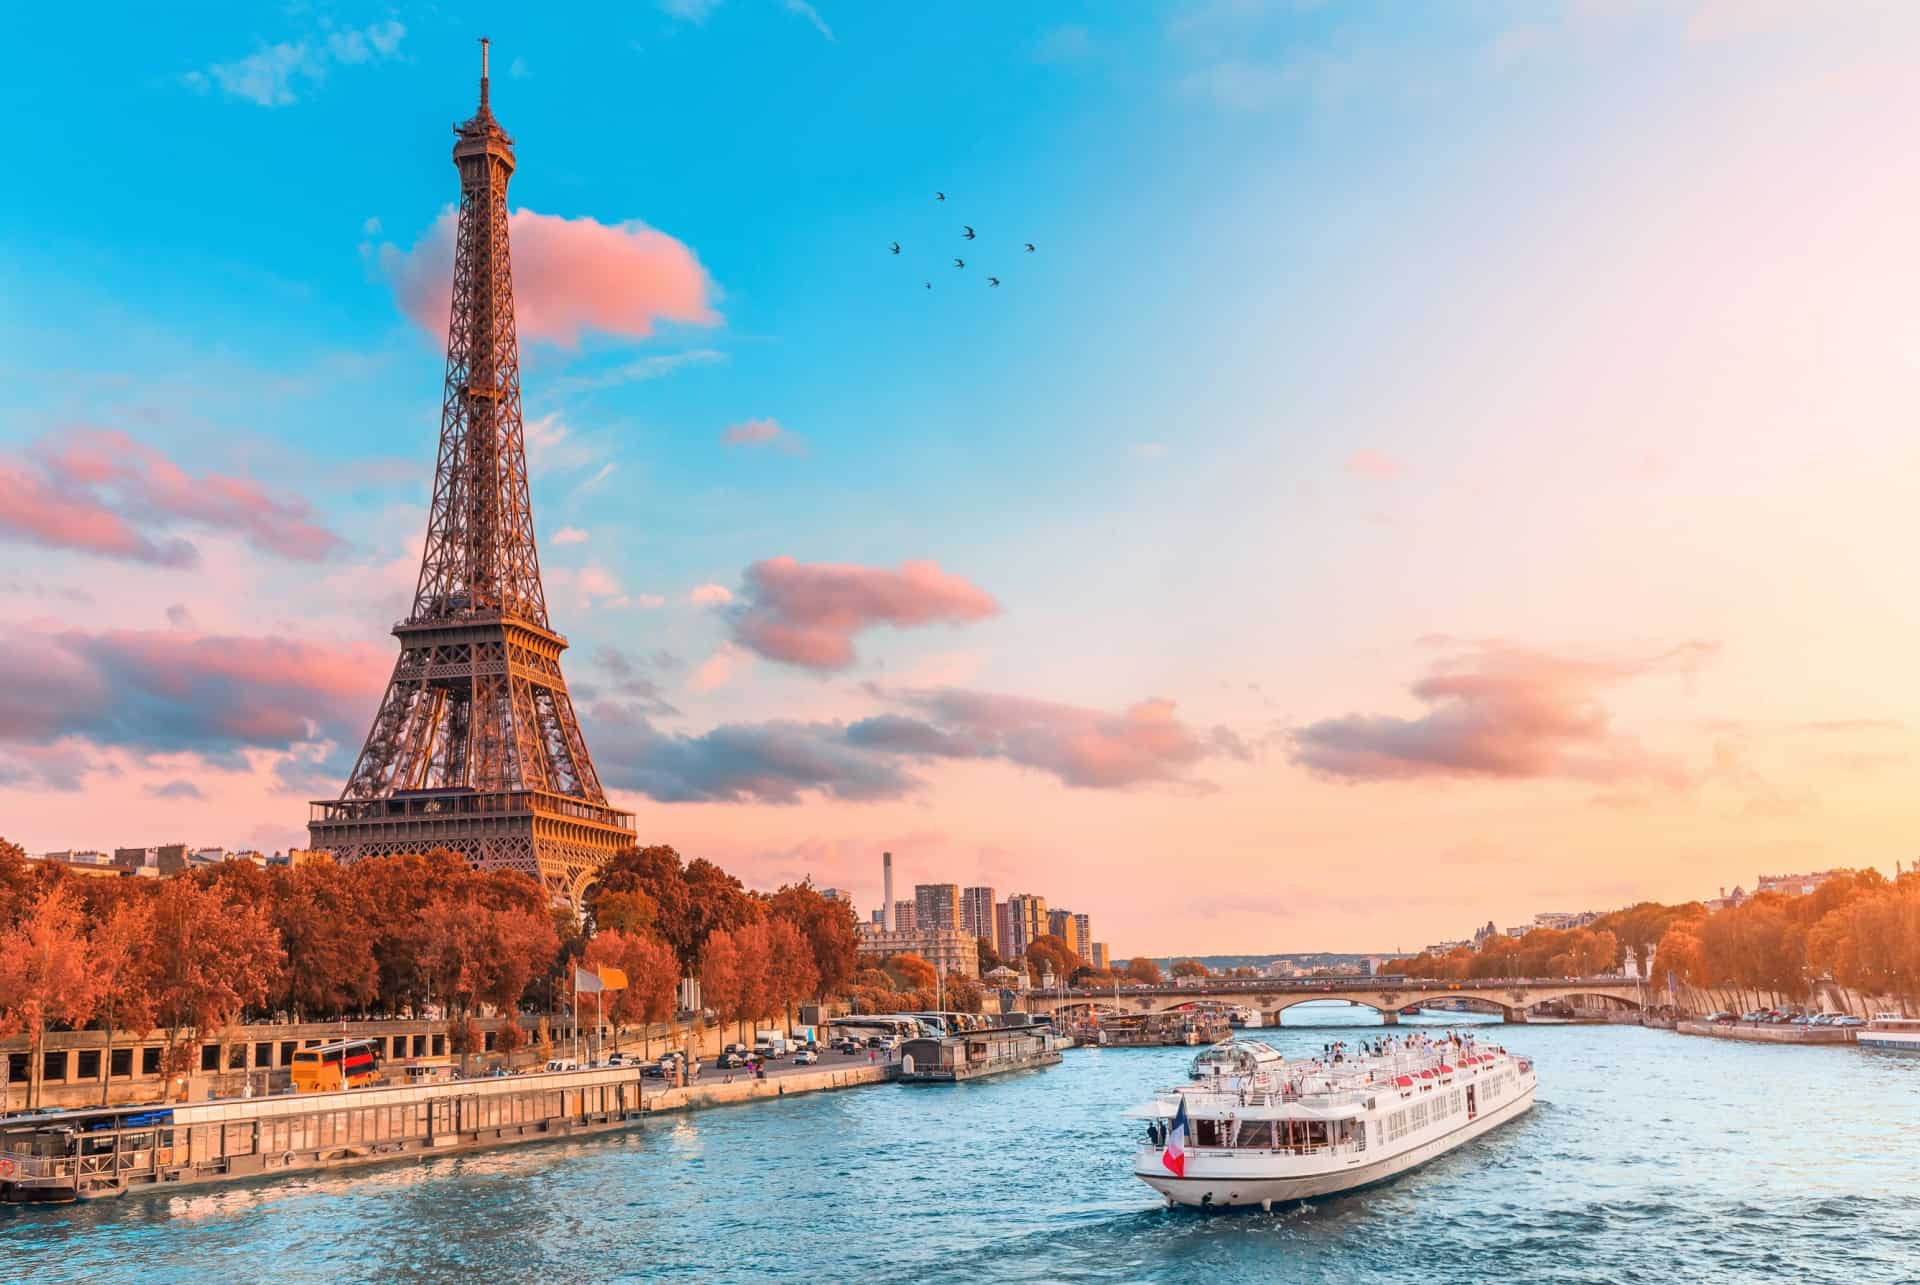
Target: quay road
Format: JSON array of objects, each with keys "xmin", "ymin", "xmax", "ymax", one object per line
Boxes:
[
  {"xmin": 1021, "ymin": 974, "xmax": 1648, "ymax": 1023},
  {"xmin": 671, "ymin": 1044, "xmax": 898, "ymax": 1086}
]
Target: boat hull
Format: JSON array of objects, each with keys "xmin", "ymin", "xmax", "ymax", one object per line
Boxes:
[
  {"xmin": 1134, "ymin": 1082, "xmax": 1535, "ymax": 1209},
  {"xmin": 1859, "ymin": 1032, "xmax": 1920, "ymax": 1052}
]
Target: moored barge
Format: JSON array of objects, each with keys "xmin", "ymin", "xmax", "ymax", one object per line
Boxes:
[
  {"xmin": 897, "ymin": 1023, "xmax": 1064, "ymax": 1083},
  {"xmin": 0, "ymin": 1063, "xmax": 649, "ymax": 1204}
]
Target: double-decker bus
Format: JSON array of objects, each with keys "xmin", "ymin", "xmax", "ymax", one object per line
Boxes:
[{"xmin": 290, "ymin": 1039, "xmax": 383, "ymax": 1092}]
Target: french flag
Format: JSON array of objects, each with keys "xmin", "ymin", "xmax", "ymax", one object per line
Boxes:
[{"xmin": 1162, "ymin": 1098, "xmax": 1189, "ymax": 1178}]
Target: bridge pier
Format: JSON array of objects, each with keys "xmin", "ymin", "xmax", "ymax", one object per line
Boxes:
[
  {"xmin": 1381, "ymin": 1011, "xmax": 1399, "ymax": 1026},
  {"xmin": 1506, "ymin": 1009, "xmax": 1527, "ymax": 1024}
]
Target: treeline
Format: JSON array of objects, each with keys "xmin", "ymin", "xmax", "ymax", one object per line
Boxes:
[
  {"xmin": 0, "ymin": 838, "xmax": 864, "ymax": 1099},
  {"xmin": 1382, "ymin": 868, "xmax": 1920, "ymax": 1006}
]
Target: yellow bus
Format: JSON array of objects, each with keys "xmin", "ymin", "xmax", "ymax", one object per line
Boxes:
[{"xmin": 290, "ymin": 1039, "xmax": 384, "ymax": 1093}]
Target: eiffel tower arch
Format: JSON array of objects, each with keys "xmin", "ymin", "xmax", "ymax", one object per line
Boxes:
[{"xmin": 310, "ymin": 42, "xmax": 634, "ymax": 904}]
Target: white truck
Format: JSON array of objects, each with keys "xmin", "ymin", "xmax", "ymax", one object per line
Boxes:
[{"xmin": 752, "ymin": 1031, "xmax": 791, "ymax": 1059}]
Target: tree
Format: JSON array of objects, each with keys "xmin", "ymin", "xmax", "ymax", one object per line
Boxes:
[
  {"xmin": 765, "ymin": 881, "xmax": 859, "ymax": 998},
  {"xmin": 976, "ymin": 935, "xmax": 1002, "ymax": 974},
  {"xmin": 1123, "ymin": 957, "xmax": 1164, "ymax": 985},
  {"xmin": 146, "ymin": 877, "xmax": 283, "ymax": 1089},
  {"xmin": 274, "ymin": 861, "xmax": 377, "ymax": 1019},
  {"xmin": 586, "ymin": 929, "xmax": 680, "ymax": 1053},
  {"xmin": 883, "ymin": 953, "xmax": 937, "ymax": 993},
  {"xmin": 701, "ymin": 927, "xmax": 751, "ymax": 1041},
  {"xmin": 763, "ymin": 919, "xmax": 820, "ymax": 1031},
  {"xmin": 1025, "ymin": 934, "xmax": 1084, "ymax": 984},
  {"xmin": 1171, "ymin": 958, "xmax": 1210, "ymax": 979},
  {"xmin": 0, "ymin": 886, "xmax": 102, "ymax": 1108},
  {"xmin": 91, "ymin": 895, "xmax": 156, "ymax": 1106},
  {"xmin": 591, "ymin": 888, "xmax": 659, "ymax": 939}
]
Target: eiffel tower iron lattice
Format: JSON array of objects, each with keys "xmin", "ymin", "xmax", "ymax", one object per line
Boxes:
[{"xmin": 310, "ymin": 41, "xmax": 634, "ymax": 902}]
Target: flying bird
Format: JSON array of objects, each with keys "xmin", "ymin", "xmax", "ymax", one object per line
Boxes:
[
  {"xmin": 890, "ymin": 241, "xmax": 900, "ymax": 254},
  {"xmin": 924, "ymin": 281, "xmax": 932, "ymax": 290},
  {"xmin": 987, "ymin": 277, "xmax": 1000, "ymax": 287},
  {"xmin": 1024, "ymin": 243, "xmax": 1036, "ymax": 253},
  {"xmin": 953, "ymin": 258, "xmax": 965, "ymax": 269},
  {"xmin": 935, "ymin": 191, "xmax": 946, "ymax": 201},
  {"xmin": 962, "ymin": 226, "xmax": 976, "ymax": 240}
]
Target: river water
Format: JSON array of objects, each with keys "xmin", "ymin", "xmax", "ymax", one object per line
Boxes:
[{"xmin": 5, "ymin": 1006, "xmax": 1917, "ymax": 1283}]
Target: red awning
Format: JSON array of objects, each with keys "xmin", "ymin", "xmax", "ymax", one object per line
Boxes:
[
  {"xmin": 1418, "ymin": 1069, "xmax": 1435, "ymax": 1079},
  {"xmin": 1438, "ymin": 1064, "xmax": 1454, "ymax": 1074},
  {"xmin": 1395, "ymin": 1075, "xmax": 1413, "ymax": 1087}
]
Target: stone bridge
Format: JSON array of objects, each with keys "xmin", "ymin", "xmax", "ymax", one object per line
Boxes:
[{"xmin": 1023, "ymin": 977, "xmax": 1647, "ymax": 1025}]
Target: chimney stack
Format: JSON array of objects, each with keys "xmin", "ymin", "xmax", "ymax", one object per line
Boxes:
[{"xmin": 882, "ymin": 851, "xmax": 894, "ymax": 931}]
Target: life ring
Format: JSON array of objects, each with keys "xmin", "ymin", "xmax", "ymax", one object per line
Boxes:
[
  {"xmin": 282, "ymin": 1151, "xmax": 295, "ymax": 1166},
  {"xmin": 0, "ymin": 1156, "xmax": 16, "ymax": 1178}
]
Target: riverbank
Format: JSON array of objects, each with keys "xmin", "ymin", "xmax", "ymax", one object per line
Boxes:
[
  {"xmin": 1676, "ymin": 1020, "xmax": 1855, "ymax": 1044},
  {"xmin": 647, "ymin": 1063, "xmax": 894, "ymax": 1112}
]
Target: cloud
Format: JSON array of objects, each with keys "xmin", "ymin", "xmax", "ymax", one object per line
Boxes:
[
  {"xmin": 729, "ymin": 557, "xmax": 1000, "ymax": 670},
  {"xmin": 589, "ymin": 685, "xmax": 1244, "ymax": 803},
  {"xmin": 593, "ymin": 708, "xmax": 913, "ymax": 805},
  {"xmin": 1344, "ymin": 448, "xmax": 1399, "ymax": 480},
  {"xmin": 691, "ymin": 643, "xmax": 750, "ymax": 692},
  {"xmin": 721, "ymin": 418, "xmax": 805, "ymax": 454},
  {"xmin": 551, "ymin": 526, "xmax": 589, "ymax": 546},
  {"xmin": 0, "ymin": 623, "xmax": 385, "ymax": 759},
  {"xmin": 781, "ymin": 0, "xmax": 835, "ymax": 40},
  {"xmin": 182, "ymin": 21, "xmax": 405, "ymax": 107},
  {"xmin": 524, "ymin": 413, "xmax": 599, "ymax": 474},
  {"xmin": 546, "ymin": 348, "xmax": 724, "ymax": 397},
  {"xmin": 591, "ymin": 646, "xmax": 681, "ymax": 716},
  {"xmin": 166, "ymin": 604, "xmax": 197, "ymax": 630},
  {"xmin": 144, "ymin": 779, "xmax": 206, "ymax": 801},
  {"xmin": 0, "ymin": 428, "xmax": 344, "ymax": 566},
  {"xmin": 660, "ymin": 0, "xmax": 723, "ymax": 19},
  {"xmin": 1290, "ymin": 641, "xmax": 1716, "ymax": 785},
  {"xmin": 689, "ymin": 583, "xmax": 734, "ymax": 605},
  {"xmin": 851, "ymin": 689, "xmax": 1249, "ymax": 789},
  {"xmin": 379, "ymin": 208, "xmax": 718, "ymax": 346}
]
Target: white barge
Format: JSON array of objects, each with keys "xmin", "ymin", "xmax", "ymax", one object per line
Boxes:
[
  {"xmin": 1128, "ymin": 1035, "xmax": 1535, "ymax": 1209},
  {"xmin": 1859, "ymin": 1013, "xmax": 1920, "ymax": 1053},
  {"xmin": 0, "ymin": 1063, "xmax": 650, "ymax": 1204}
]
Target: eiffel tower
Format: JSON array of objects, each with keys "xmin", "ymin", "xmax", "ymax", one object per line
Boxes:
[{"xmin": 310, "ymin": 41, "xmax": 634, "ymax": 902}]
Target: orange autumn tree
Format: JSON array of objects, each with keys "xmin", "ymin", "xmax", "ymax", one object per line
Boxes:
[
  {"xmin": 0, "ymin": 886, "xmax": 102, "ymax": 1108},
  {"xmin": 146, "ymin": 877, "xmax": 284, "ymax": 1086},
  {"xmin": 585, "ymin": 929, "xmax": 680, "ymax": 1054},
  {"xmin": 92, "ymin": 896, "xmax": 156, "ymax": 1107}
]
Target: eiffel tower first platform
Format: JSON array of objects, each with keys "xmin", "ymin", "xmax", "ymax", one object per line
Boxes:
[{"xmin": 310, "ymin": 42, "xmax": 633, "ymax": 903}]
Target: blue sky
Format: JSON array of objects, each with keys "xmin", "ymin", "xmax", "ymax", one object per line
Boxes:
[{"xmin": 9, "ymin": 3, "xmax": 1920, "ymax": 952}]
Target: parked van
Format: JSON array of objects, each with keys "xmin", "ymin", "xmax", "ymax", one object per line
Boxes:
[{"xmin": 753, "ymin": 1034, "xmax": 791, "ymax": 1059}]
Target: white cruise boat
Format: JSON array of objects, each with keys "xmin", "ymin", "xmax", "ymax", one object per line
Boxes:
[
  {"xmin": 1128, "ymin": 1034, "xmax": 1535, "ymax": 1209},
  {"xmin": 1860, "ymin": 1013, "xmax": 1920, "ymax": 1052}
]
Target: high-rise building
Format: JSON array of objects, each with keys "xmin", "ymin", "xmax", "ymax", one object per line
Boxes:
[
  {"xmin": 893, "ymin": 900, "xmax": 918, "ymax": 932},
  {"xmin": 819, "ymin": 887, "xmax": 855, "ymax": 920},
  {"xmin": 994, "ymin": 902, "xmax": 1012, "ymax": 961},
  {"xmin": 1090, "ymin": 942, "xmax": 1110, "ymax": 970},
  {"xmin": 1048, "ymin": 908, "xmax": 1091, "ymax": 960},
  {"xmin": 961, "ymin": 885, "xmax": 997, "ymax": 939},
  {"xmin": 1005, "ymin": 893, "xmax": 1048, "ymax": 958},
  {"xmin": 914, "ymin": 883, "xmax": 962, "ymax": 932},
  {"xmin": 307, "ymin": 46, "xmax": 634, "ymax": 902},
  {"xmin": 1073, "ymin": 913, "xmax": 1092, "ymax": 959}
]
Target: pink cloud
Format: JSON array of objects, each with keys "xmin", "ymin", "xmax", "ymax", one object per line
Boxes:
[
  {"xmin": 0, "ymin": 428, "xmax": 343, "ymax": 565},
  {"xmin": 729, "ymin": 557, "xmax": 1000, "ymax": 670},
  {"xmin": 1343, "ymin": 448, "xmax": 1400, "ymax": 480},
  {"xmin": 381, "ymin": 208, "xmax": 718, "ymax": 346},
  {"xmin": 689, "ymin": 583, "xmax": 734, "ymax": 606},
  {"xmin": 0, "ymin": 459, "xmax": 195, "ymax": 566},
  {"xmin": 0, "ymin": 623, "xmax": 387, "ymax": 757},
  {"xmin": 1291, "ymin": 641, "xmax": 1715, "ymax": 784},
  {"xmin": 721, "ymin": 418, "xmax": 804, "ymax": 454},
  {"xmin": 852, "ymin": 689, "xmax": 1249, "ymax": 789}
]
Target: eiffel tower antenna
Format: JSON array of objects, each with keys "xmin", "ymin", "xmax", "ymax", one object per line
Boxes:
[{"xmin": 310, "ymin": 46, "xmax": 634, "ymax": 903}]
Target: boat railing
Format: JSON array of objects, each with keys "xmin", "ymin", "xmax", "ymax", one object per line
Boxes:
[{"xmin": 0, "ymin": 1149, "xmax": 78, "ymax": 1184}]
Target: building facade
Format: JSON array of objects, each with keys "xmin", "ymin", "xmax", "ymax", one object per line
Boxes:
[
  {"xmin": 1006, "ymin": 894, "xmax": 1048, "ymax": 958},
  {"xmin": 914, "ymin": 883, "xmax": 962, "ymax": 932},
  {"xmin": 961, "ymin": 885, "xmax": 997, "ymax": 939},
  {"xmin": 892, "ymin": 900, "xmax": 918, "ymax": 932},
  {"xmin": 856, "ymin": 925, "xmax": 980, "ymax": 979},
  {"xmin": 1089, "ymin": 942, "xmax": 1109, "ymax": 970}
]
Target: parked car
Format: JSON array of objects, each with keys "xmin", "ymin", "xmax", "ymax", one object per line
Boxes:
[
  {"xmin": 1705, "ymin": 1011, "xmax": 1736, "ymax": 1024},
  {"xmin": 793, "ymin": 1049, "xmax": 819, "ymax": 1066},
  {"xmin": 717, "ymin": 1051, "xmax": 745, "ymax": 1069}
]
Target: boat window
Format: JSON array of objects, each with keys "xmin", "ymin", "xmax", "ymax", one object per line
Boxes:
[
  {"xmin": 200, "ymin": 1044, "xmax": 220, "ymax": 1072},
  {"xmin": 77, "ymin": 1049, "xmax": 101, "ymax": 1081},
  {"xmin": 110, "ymin": 1047, "xmax": 133, "ymax": 1078},
  {"xmin": 140, "ymin": 1046, "xmax": 160, "ymax": 1077}
]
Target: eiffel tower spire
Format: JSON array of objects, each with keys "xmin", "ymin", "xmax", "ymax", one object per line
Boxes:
[{"xmin": 310, "ymin": 43, "xmax": 634, "ymax": 902}]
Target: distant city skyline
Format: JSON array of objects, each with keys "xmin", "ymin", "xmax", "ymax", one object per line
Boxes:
[{"xmin": 8, "ymin": 7, "xmax": 1920, "ymax": 951}]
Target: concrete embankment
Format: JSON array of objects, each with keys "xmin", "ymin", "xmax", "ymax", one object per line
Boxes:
[
  {"xmin": 646, "ymin": 1064, "xmax": 894, "ymax": 1114},
  {"xmin": 1676, "ymin": 1021, "xmax": 1855, "ymax": 1045}
]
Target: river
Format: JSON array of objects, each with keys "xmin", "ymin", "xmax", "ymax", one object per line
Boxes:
[{"xmin": 5, "ymin": 1005, "xmax": 1917, "ymax": 1283}]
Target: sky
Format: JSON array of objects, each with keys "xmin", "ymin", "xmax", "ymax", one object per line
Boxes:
[{"xmin": 6, "ymin": 1, "xmax": 1920, "ymax": 954}]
